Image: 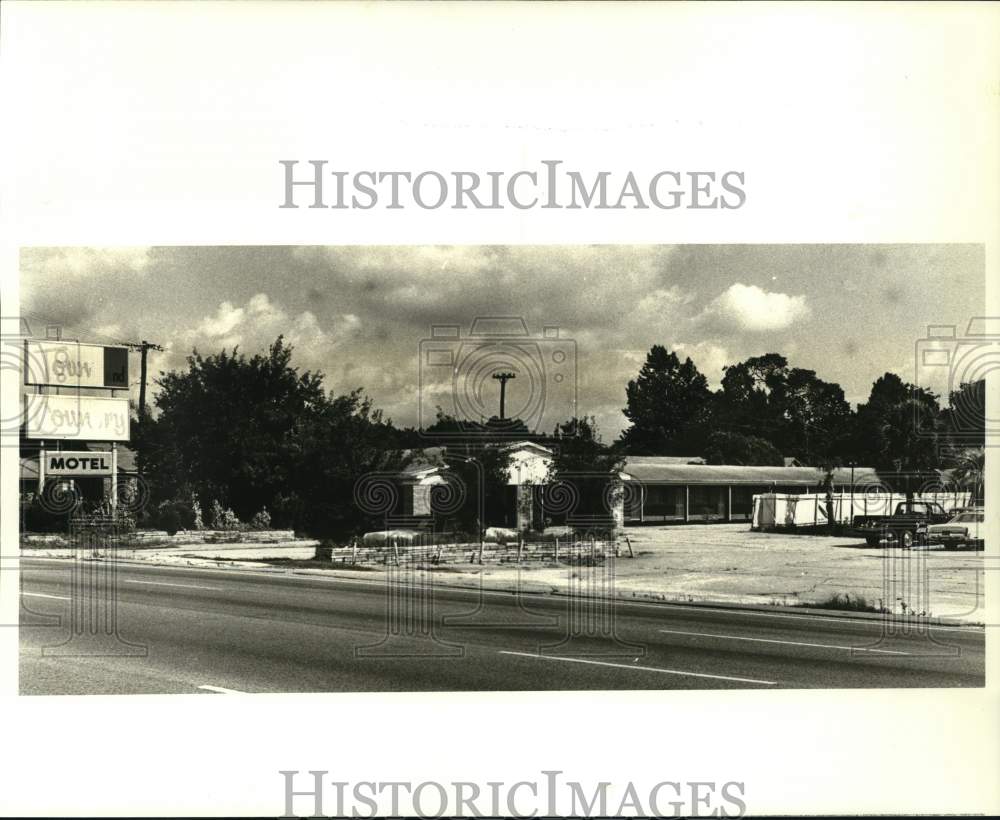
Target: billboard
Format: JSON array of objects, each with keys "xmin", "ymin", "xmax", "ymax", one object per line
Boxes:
[
  {"xmin": 24, "ymin": 394, "xmax": 130, "ymax": 441},
  {"xmin": 44, "ymin": 450, "xmax": 114, "ymax": 476},
  {"xmin": 24, "ymin": 340, "xmax": 128, "ymax": 389}
]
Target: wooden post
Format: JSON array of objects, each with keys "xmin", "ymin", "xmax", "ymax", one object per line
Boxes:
[
  {"xmin": 554, "ymin": 536, "xmax": 559, "ymax": 561},
  {"xmin": 639, "ymin": 485, "xmax": 645, "ymax": 523},
  {"xmin": 351, "ymin": 536, "xmax": 357, "ymax": 563},
  {"xmin": 684, "ymin": 485, "xmax": 690, "ymax": 523},
  {"xmin": 517, "ymin": 536, "xmax": 523, "ymax": 562},
  {"xmin": 726, "ymin": 485, "xmax": 733, "ymax": 522},
  {"xmin": 624, "ymin": 534, "xmax": 634, "ymax": 558}
]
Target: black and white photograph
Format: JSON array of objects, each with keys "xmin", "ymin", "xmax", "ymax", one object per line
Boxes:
[
  {"xmin": 14, "ymin": 244, "xmax": 988, "ymax": 694},
  {"xmin": 1, "ymin": 2, "xmax": 997, "ymax": 818}
]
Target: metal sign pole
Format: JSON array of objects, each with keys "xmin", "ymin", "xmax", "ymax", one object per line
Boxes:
[
  {"xmin": 110, "ymin": 444, "xmax": 118, "ymax": 512},
  {"xmin": 38, "ymin": 441, "xmax": 45, "ymax": 493}
]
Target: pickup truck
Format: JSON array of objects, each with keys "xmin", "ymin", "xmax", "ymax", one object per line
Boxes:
[{"xmin": 850, "ymin": 500, "xmax": 953, "ymax": 547}]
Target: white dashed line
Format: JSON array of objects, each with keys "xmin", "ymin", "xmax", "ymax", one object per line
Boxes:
[
  {"xmin": 498, "ymin": 650, "xmax": 778, "ymax": 685},
  {"xmin": 198, "ymin": 685, "xmax": 248, "ymax": 694},
  {"xmin": 126, "ymin": 580, "xmax": 221, "ymax": 591},
  {"xmin": 659, "ymin": 628, "xmax": 910, "ymax": 655},
  {"xmin": 21, "ymin": 591, "xmax": 70, "ymax": 600}
]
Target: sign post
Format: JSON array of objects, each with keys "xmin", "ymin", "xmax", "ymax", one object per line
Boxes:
[
  {"xmin": 38, "ymin": 442, "xmax": 45, "ymax": 493},
  {"xmin": 111, "ymin": 444, "xmax": 118, "ymax": 511}
]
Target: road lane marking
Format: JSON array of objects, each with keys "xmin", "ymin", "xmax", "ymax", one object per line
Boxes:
[
  {"xmin": 659, "ymin": 628, "xmax": 910, "ymax": 655},
  {"xmin": 497, "ymin": 650, "xmax": 777, "ymax": 685},
  {"xmin": 126, "ymin": 580, "xmax": 221, "ymax": 591},
  {"xmin": 198, "ymin": 685, "xmax": 248, "ymax": 694},
  {"xmin": 21, "ymin": 592, "xmax": 70, "ymax": 600}
]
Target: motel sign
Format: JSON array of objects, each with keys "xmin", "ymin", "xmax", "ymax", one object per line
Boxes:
[{"xmin": 44, "ymin": 451, "xmax": 114, "ymax": 476}]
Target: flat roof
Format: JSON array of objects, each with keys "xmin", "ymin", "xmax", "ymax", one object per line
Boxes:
[{"xmin": 621, "ymin": 459, "xmax": 881, "ymax": 486}]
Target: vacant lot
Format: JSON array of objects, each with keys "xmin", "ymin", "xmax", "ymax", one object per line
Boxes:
[{"xmin": 605, "ymin": 524, "xmax": 985, "ymax": 618}]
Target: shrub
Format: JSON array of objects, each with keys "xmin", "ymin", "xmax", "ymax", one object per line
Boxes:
[
  {"xmin": 208, "ymin": 499, "xmax": 224, "ymax": 529},
  {"xmin": 154, "ymin": 496, "xmax": 199, "ymax": 534},
  {"xmin": 157, "ymin": 502, "xmax": 183, "ymax": 536},
  {"xmin": 208, "ymin": 499, "xmax": 242, "ymax": 531},
  {"xmin": 22, "ymin": 495, "xmax": 70, "ymax": 533},
  {"xmin": 250, "ymin": 507, "xmax": 272, "ymax": 530},
  {"xmin": 813, "ymin": 592, "xmax": 878, "ymax": 613},
  {"xmin": 191, "ymin": 494, "xmax": 204, "ymax": 530}
]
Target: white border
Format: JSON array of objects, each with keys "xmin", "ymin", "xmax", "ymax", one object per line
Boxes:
[{"xmin": 1, "ymin": 2, "xmax": 998, "ymax": 817}]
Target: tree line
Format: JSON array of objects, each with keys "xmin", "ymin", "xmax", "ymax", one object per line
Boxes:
[
  {"xmin": 621, "ymin": 345, "xmax": 984, "ymax": 473},
  {"xmin": 130, "ymin": 337, "xmax": 984, "ymax": 539}
]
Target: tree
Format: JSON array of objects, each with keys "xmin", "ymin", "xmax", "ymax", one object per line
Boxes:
[
  {"xmin": 422, "ymin": 408, "xmax": 533, "ymax": 453},
  {"xmin": 703, "ymin": 431, "xmax": 784, "ymax": 466},
  {"xmin": 948, "ymin": 447, "xmax": 984, "ymax": 506},
  {"xmin": 940, "ymin": 379, "xmax": 985, "ymax": 454},
  {"xmin": 778, "ymin": 367, "xmax": 853, "ymax": 462},
  {"xmin": 620, "ymin": 346, "xmax": 714, "ymax": 455},
  {"xmin": 295, "ymin": 388, "xmax": 405, "ymax": 537},
  {"xmin": 137, "ymin": 336, "xmax": 403, "ymax": 538},
  {"xmin": 433, "ymin": 447, "xmax": 512, "ymax": 538},
  {"xmin": 854, "ymin": 373, "xmax": 942, "ymax": 499},
  {"xmin": 549, "ymin": 417, "xmax": 625, "ymax": 531},
  {"xmin": 715, "ymin": 354, "xmax": 852, "ymax": 463}
]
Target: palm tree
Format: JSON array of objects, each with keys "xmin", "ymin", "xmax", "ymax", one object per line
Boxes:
[
  {"xmin": 815, "ymin": 457, "xmax": 841, "ymax": 532},
  {"xmin": 949, "ymin": 447, "xmax": 984, "ymax": 506}
]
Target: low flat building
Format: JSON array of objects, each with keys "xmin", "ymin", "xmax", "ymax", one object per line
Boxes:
[
  {"xmin": 394, "ymin": 444, "xmax": 886, "ymax": 530},
  {"xmin": 620, "ymin": 460, "xmax": 881, "ymax": 524}
]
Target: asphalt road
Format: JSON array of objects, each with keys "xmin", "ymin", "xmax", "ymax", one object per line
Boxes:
[{"xmin": 19, "ymin": 557, "xmax": 985, "ymax": 694}]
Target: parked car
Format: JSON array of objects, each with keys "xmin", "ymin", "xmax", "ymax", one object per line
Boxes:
[
  {"xmin": 850, "ymin": 500, "xmax": 952, "ymax": 547},
  {"xmin": 927, "ymin": 510, "xmax": 985, "ymax": 550}
]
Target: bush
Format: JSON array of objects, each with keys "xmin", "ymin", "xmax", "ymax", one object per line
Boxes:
[
  {"xmin": 191, "ymin": 494, "xmax": 205, "ymax": 530},
  {"xmin": 813, "ymin": 592, "xmax": 879, "ymax": 613},
  {"xmin": 250, "ymin": 507, "xmax": 272, "ymax": 530},
  {"xmin": 154, "ymin": 498, "xmax": 197, "ymax": 535},
  {"xmin": 22, "ymin": 495, "xmax": 71, "ymax": 533},
  {"xmin": 208, "ymin": 499, "xmax": 242, "ymax": 531}
]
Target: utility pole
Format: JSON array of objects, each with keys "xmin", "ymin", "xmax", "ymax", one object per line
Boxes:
[
  {"xmin": 118, "ymin": 340, "xmax": 164, "ymax": 422},
  {"xmin": 492, "ymin": 371, "xmax": 516, "ymax": 420}
]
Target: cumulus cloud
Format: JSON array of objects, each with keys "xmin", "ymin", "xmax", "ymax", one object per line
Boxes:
[
  {"xmin": 166, "ymin": 293, "xmax": 360, "ymax": 379},
  {"xmin": 23, "ymin": 247, "xmax": 151, "ymax": 279},
  {"xmin": 19, "ymin": 247, "xmax": 154, "ymax": 333},
  {"xmin": 698, "ymin": 282, "xmax": 811, "ymax": 332},
  {"xmin": 291, "ymin": 245, "xmax": 683, "ymax": 335},
  {"xmin": 20, "ymin": 244, "xmax": 981, "ymax": 438}
]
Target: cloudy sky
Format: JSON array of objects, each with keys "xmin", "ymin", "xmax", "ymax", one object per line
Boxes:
[{"xmin": 20, "ymin": 245, "xmax": 984, "ymax": 439}]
